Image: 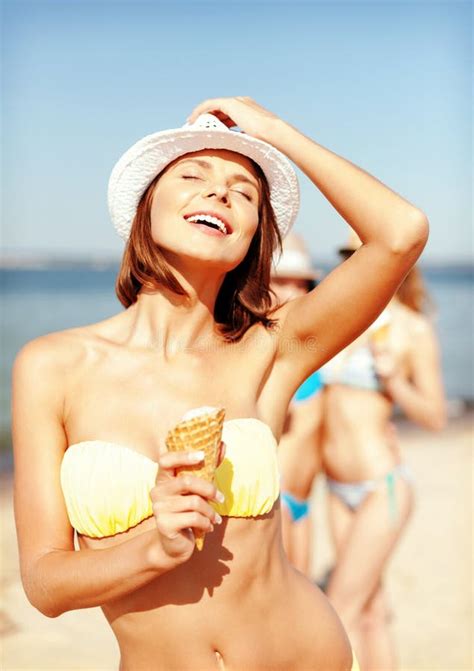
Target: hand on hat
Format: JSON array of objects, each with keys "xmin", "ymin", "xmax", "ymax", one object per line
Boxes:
[{"xmin": 187, "ymin": 96, "xmax": 281, "ymax": 143}]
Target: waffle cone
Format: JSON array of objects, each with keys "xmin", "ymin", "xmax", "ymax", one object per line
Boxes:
[{"xmin": 165, "ymin": 407, "xmax": 225, "ymax": 550}]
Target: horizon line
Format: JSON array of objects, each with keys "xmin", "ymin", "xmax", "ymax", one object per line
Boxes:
[{"xmin": 1, "ymin": 255, "xmax": 473, "ymax": 271}]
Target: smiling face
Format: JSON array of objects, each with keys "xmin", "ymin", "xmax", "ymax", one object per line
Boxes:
[
  {"xmin": 149, "ymin": 149, "xmax": 262, "ymax": 271},
  {"xmin": 117, "ymin": 147, "xmax": 281, "ymax": 340}
]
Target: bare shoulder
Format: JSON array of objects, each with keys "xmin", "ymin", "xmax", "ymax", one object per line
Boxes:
[
  {"xmin": 14, "ymin": 327, "xmax": 88, "ymax": 371},
  {"xmin": 12, "ymin": 321, "xmax": 111, "ymax": 386},
  {"xmin": 11, "ymin": 324, "xmax": 111, "ymax": 454},
  {"xmin": 393, "ymin": 302, "xmax": 435, "ymax": 339}
]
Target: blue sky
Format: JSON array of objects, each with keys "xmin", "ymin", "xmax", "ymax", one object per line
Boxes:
[{"xmin": 2, "ymin": 0, "xmax": 472, "ymax": 262}]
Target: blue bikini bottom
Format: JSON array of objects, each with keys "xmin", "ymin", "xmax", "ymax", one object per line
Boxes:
[{"xmin": 281, "ymin": 491, "xmax": 310, "ymax": 522}]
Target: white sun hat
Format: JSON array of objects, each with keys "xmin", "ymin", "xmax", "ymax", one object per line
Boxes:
[
  {"xmin": 107, "ymin": 113, "xmax": 300, "ymax": 243},
  {"xmin": 272, "ymin": 248, "xmax": 321, "ymax": 280},
  {"xmin": 271, "ymin": 231, "xmax": 321, "ymax": 280}
]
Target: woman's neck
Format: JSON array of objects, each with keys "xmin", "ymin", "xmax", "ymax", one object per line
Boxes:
[{"xmin": 122, "ymin": 276, "xmax": 225, "ymax": 356}]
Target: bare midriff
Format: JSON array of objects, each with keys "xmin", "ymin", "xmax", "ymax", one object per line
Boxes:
[
  {"xmin": 322, "ymin": 385, "xmax": 398, "ymax": 482},
  {"xmin": 79, "ymin": 506, "xmax": 342, "ymax": 671}
]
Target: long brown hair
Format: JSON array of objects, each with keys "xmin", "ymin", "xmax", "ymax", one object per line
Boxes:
[
  {"xmin": 115, "ymin": 158, "xmax": 282, "ymax": 341},
  {"xmin": 396, "ymin": 265, "xmax": 434, "ymax": 315}
]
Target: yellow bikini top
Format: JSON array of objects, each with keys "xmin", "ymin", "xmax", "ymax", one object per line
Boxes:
[{"xmin": 60, "ymin": 418, "xmax": 280, "ymax": 538}]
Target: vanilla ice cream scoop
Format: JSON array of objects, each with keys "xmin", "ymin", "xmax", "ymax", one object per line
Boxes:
[{"xmin": 182, "ymin": 406, "xmax": 221, "ymax": 421}]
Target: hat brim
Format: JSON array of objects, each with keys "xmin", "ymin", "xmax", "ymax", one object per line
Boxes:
[{"xmin": 108, "ymin": 126, "xmax": 300, "ymax": 242}]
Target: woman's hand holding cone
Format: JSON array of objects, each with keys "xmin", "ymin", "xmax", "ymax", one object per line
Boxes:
[{"xmin": 150, "ymin": 442, "xmax": 226, "ymax": 565}]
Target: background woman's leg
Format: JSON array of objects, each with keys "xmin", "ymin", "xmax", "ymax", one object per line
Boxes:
[
  {"xmin": 326, "ymin": 479, "xmax": 414, "ymax": 670},
  {"xmin": 359, "ymin": 584, "xmax": 397, "ymax": 670},
  {"xmin": 281, "ymin": 502, "xmax": 295, "ymax": 565},
  {"xmin": 327, "ymin": 493, "xmax": 367, "ymax": 667},
  {"xmin": 290, "ymin": 513, "xmax": 312, "ymax": 576}
]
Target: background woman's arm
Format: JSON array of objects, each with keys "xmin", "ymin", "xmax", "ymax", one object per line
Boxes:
[{"xmin": 377, "ymin": 319, "xmax": 447, "ymax": 431}]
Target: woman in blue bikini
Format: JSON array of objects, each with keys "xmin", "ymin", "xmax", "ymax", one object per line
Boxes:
[
  {"xmin": 321, "ymin": 231, "xmax": 447, "ymax": 671},
  {"xmin": 271, "ymin": 233, "xmax": 324, "ymax": 576}
]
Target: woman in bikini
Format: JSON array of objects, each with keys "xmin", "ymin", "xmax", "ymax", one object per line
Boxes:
[
  {"xmin": 271, "ymin": 232, "xmax": 324, "ymax": 577},
  {"xmin": 320, "ymin": 231, "xmax": 446, "ymax": 671},
  {"xmin": 12, "ymin": 97, "xmax": 428, "ymax": 671}
]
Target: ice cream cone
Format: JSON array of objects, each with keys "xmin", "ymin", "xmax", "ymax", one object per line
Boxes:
[{"xmin": 165, "ymin": 406, "xmax": 225, "ymax": 550}]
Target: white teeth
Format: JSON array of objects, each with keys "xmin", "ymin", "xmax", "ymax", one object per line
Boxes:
[{"xmin": 187, "ymin": 214, "xmax": 228, "ymax": 234}]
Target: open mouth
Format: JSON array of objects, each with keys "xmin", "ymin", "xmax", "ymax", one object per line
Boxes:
[{"xmin": 184, "ymin": 213, "xmax": 231, "ymax": 236}]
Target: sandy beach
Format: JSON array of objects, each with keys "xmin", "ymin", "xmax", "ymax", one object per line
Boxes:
[{"xmin": 1, "ymin": 413, "xmax": 472, "ymax": 671}]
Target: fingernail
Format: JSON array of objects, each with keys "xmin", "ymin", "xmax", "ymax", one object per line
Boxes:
[
  {"xmin": 189, "ymin": 450, "xmax": 205, "ymax": 462},
  {"xmin": 214, "ymin": 513, "xmax": 222, "ymax": 525},
  {"xmin": 215, "ymin": 490, "xmax": 225, "ymax": 503}
]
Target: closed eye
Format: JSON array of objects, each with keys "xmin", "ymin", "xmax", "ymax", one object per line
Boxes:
[
  {"xmin": 234, "ymin": 190, "xmax": 252, "ymax": 201},
  {"xmin": 181, "ymin": 174, "xmax": 202, "ymax": 180}
]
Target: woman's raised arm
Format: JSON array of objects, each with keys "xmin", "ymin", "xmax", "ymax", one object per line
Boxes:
[{"xmin": 188, "ymin": 97, "xmax": 429, "ymax": 383}]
